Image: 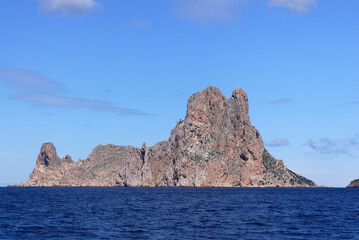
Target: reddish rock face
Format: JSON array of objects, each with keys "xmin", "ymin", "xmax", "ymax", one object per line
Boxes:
[
  {"xmin": 36, "ymin": 143, "xmax": 60, "ymax": 166},
  {"xmin": 14, "ymin": 87, "xmax": 316, "ymax": 187},
  {"xmin": 165, "ymin": 87, "xmax": 266, "ymax": 186}
]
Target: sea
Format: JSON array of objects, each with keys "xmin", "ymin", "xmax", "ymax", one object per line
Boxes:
[{"xmin": 0, "ymin": 187, "xmax": 358, "ymax": 240}]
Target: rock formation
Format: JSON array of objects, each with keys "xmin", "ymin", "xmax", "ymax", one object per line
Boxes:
[
  {"xmin": 347, "ymin": 179, "xmax": 359, "ymax": 188},
  {"xmin": 13, "ymin": 87, "xmax": 316, "ymax": 187}
]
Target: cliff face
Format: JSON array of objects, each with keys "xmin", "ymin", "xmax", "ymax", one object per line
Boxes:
[{"xmin": 14, "ymin": 87, "xmax": 315, "ymax": 187}]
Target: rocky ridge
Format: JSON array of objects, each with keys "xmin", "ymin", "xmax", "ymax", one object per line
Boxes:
[{"xmin": 14, "ymin": 87, "xmax": 316, "ymax": 187}]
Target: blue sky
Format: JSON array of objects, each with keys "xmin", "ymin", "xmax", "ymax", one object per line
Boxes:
[{"xmin": 0, "ymin": 0, "xmax": 358, "ymax": 187}]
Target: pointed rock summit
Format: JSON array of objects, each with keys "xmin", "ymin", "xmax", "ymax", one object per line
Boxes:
[{"xmin": 14, "ymin": 87, "xmax": 316, "ymax": 187}]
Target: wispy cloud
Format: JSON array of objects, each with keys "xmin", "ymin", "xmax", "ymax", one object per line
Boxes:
[
  {"xmin": 0, "ymin": 152, "xmax": 9, "ymax": 157},
  {"xmin": 0, "ymin": 67, "xmax": 66, "ymax": 93},
  {"xmin": 1, "ymin": 67, "xmax": 147, "ymax": 116},
  {"xmin": 306, "ymin": 135, "xmax": 359, "ymax": 157},
  {"xmin": 174, "ymin": 0, "xmax": 314, "ymax": 24},
  {"xmin": 338, "ymin": 100, "xmax": 359, "ymax": 106},
  {"xmin": 266, "ymin": 138, "xmax": 290, "ymax": 147},
  {"xmin": 0, "ymin": 151, "xmax": 24, "ymax": 158},
  {"xmin": 268, "ymin": 0, "xmax": 316, "ymax": 13},
  {"xmin": 266, "ymin": 98, "xmax": 293, "ymax": 105},
  {"xmin": 38, "ymin": 0, "xmax": 100, "ymax": 15},
  {"xmin": 11, "ymin": 93, "xmax": 147, "ymax": 116},
  {"xmin": 174, "ymin": 0, "xmax": 244, "ymax": 23},
  {"xmin": 129, "ymin": 19, "xmax": 152, "ymax": 28}
]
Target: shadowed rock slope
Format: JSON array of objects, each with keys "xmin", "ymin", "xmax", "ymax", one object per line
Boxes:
[{"xmin": 14, "ymin": 87, "xmax": 316, "ymax": 187}]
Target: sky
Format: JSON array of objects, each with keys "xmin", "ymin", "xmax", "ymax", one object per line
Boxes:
[{"xmin": 0, "ymin": 0, "xmax": 358, "ymax": 187}]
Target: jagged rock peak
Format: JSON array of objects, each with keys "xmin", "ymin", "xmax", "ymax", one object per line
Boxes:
[
  {"xmin": 141, "ymin": 142, "xmax": 148, "ymax": 151},
  {"xmin": 187, "ymin": 86, "xmax": 248, "ymax": 103},
  {"xmin": 62, "ymin": 155, "xmax": 74, "ymax": 164},
  {"xmin": 186, "ymin": 86, "xmax": 226, "ymax": 121},
  {"xmin": 185, "ymin": 86, "xmax": 250, "ymax": 125},
  {"xmin": 230, "ymin": 88, "xmax": 249, "ymax": 117},
  {"xmin": 36, "ymin": 142, "xmax": 60, "ymax": 167},
  {"xmin": 36, "ymin": 142, "xmax": 74, "ymax": 167}
]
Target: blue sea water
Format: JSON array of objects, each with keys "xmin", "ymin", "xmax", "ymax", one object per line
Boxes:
[{"xmin": 0, "ymin": 187, "xmax": 358, "ymax": 239}]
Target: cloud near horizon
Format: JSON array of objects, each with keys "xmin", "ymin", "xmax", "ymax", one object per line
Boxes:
[
  {"xmin": 38, "ymin": 0, "xmax": 100, "ymax": 15},
  {"xmin": 266, "ymin": 138, "xmax": 290, "ymax": 147},
  {"xmin": 0, "ymin": 67, "xmax": 147, "ymax": 116},
  {"xmin": 306, "ymin": 135, "xmax": 359, "ymax": 157},
  {"xmin": 268, "ymin": 0, "xmax": 316, "ymax": 13}
]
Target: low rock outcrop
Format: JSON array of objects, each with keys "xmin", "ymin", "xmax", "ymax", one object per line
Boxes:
[
  {"xmin": 347, "ymin": 179, "xmax": 359, "ymax": 188},
  {"xmin": 13, "ymin": 87, "xmax": 316, "ymax": 187}
]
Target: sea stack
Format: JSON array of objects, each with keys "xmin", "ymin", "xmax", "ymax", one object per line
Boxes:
[
  {"xmin": 13, "ymin": 87, "xmax": 316, "ymax": 187},
  {"xmin": 347, "ymin": 179, "xmax": 359, "ymax": 188}
]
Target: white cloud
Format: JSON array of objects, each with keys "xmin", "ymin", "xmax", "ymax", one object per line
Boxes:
[
  {"xmin": 38, "ymin": 0, "xmax": 100, "ymax": 15},
  {"xmin": 175, "ymin": 0, "xmax": 244, "ymax": 23},
  {"xmin": 266, "ymin": 138, "xmax": 290, "ymax": 147},
  {"xmin": 268, "ymin": 0, "xmax": 316, "ymax": 13}
]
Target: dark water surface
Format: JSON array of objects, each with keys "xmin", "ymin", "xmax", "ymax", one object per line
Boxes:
[{"xmin": 1, "ymin": 187, "xmax": 358, "ymax": 239}]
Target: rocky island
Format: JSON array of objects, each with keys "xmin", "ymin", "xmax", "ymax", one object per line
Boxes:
[
  {"xmin": 13, "ymin": 87, "xmax": 315, "ymax": 187},
  {"xmin": 347, "ymin": 179, "xmax": 359, "ymax": 188}
]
